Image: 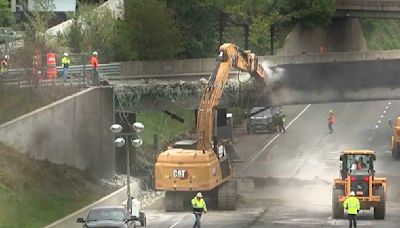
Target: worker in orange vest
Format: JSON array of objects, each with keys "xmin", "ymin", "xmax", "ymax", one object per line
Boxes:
[
  {"xmin": 328, "ymin": 110, "xmax": 335, "ymax": 134},
  {"xmin": 0, "ymin": 55, "xmax": 8, "ymax": 77},
  {"xmin": 90, "ymin": 51, "xmax": 99, "ymax": 86}
]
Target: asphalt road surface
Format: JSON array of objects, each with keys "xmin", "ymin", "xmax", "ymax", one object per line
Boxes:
[{"xmin": 143, "ymin": 101, "xmax": 400, "ymax": 228}]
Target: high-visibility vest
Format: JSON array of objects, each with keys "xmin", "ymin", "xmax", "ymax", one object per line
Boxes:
[
  {"xmin": 47, "ymin": 53, "xmax": 56, "ymax": 79},
  {"xmin": 343, "ymin": 196, "xmax": 360, "ymax": 215},
  {"xmin": 61, "ymin": 56, "xmax": 70, "ymax": 68},
  {"xmin": 191, "ymin": 197, "xmax": 207, "ymax": 213}
]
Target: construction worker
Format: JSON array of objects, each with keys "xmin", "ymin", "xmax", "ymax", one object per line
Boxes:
[
  {"xmin": 61, "ymin": 52, "xmax": 70, "ymax": 85},
  {"xmin": 191, "ymin": 192, "xmax": 207, "ymax": 228},
  {"xmin": 278, "ymin": 111, "xmax": 286, "ymax": 133},
  {"xmin": 33, "ymin": 51, "xmax": 41, "ymax": 88},
  {"xmin": 0, "ymin": 55, "xmax": 8, "ymax": 77},
  {"xmin": 328, "ymin": 110, "xmax": 335, "ymax": 134},
  {"xmin": 90, "ymin": 51, "xmax": 99, "ymax": 86},
  {"xmin": 356, "ymin": 157, "xmax": 367, "ymax": 170},
  {"xmin": 343, "ymin": 191, "xmax": 360, "ymax": 228}
]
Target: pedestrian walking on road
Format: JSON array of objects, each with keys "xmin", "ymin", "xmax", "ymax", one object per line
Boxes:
[
  {"xmin": 61, "ymin": 52, "xmax": 70, "ymax": 85},
  {"xmin": 90, "ymin": 51, "xmax": 99, "ymax": 86},
  {"xmin": 343, "ymin": 191, "xmax": 360, "ymax": 228},
  {"xmin": 278, "ymin": 112, "xmax": 286, "ymax": 133},
  {"xmin": 191, "ymin": 192, "xmax": 207, "ymax": 228},
  {"xmin": 328, "ymin": 110, "xmax": 335, "ymax": 133}
]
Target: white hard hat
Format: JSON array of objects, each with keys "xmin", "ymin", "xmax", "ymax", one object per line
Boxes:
[
  {"xmin": 196, "ymin": 192, "xmax": 203, "ymax": 198},
  {"xmin": 63, "ymin": 52, "xmax": 68, "ymax": 56},
  {"xmin": 329, "ymin": 110, "xmax": 333, "ymax": 113},
  {"xmin": 350, "ymin": 191, "xmax": 355, "ymax": 196},
  {"xmin": 4, "ymin": 55, "xmax": 8, "ymax": 59},
  {"xmin": 93, "ymin": 51, "xmax": 98, "ymax": 56}
]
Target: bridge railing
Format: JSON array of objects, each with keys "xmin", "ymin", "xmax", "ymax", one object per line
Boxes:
[
  {"xmin": 3, "ymin": 50, "xmax": 400, "ymax": 84},
  {"xmin": 114, "ymin": 50, "xmax": 400, "ymax": 79}
]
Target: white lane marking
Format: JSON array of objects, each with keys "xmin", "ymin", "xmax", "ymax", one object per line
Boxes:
[
  {"xmin": 383, "ymin": 110, "xmax": 387, "ymax": 114},
  {"xmin": 388, "ymin": 102, "xmax": 392, "ymax": 105},
  {"xmin": 168, "ymin": 215, "xmax": 186, "ymax": 228},
  {"xmin": 378, "ymin": 120, "xmax": 381, "ymax": 124},
  {"xmin": 385, "ymin": 106, "xmax": 389, "ymax": 109},
  {"xmin": 380, "ymin": 115, "xmax": 384, "ymax": 118},
  {"xmin": 240, "ymin": 104, "xmax": 311, "ymax": 172},
  {"xmin": 375, "ymin": 125, "xmax": 379, "ymax": 128}
]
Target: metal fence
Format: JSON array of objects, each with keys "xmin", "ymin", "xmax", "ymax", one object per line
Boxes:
[{"xmin": 2, "ymin": 64, "xmax": 121, "ymax": 87}]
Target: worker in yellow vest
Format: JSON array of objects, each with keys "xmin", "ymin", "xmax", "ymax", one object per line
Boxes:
[
  {"xmin": 343, "ymin": 191, "xmax": 360, "ymax": 228},
  {"xmin": 191, "ymin": 192, "xmax": 207, "ymax": 228},
  {"xmin": 61, "ymin": 52, "xmax": 70, "ymax": 85}
]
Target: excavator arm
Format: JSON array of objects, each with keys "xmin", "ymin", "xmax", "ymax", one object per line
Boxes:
[{"xmin": 196, "ymin": 43, "xmax": 267, "ymax": 151}]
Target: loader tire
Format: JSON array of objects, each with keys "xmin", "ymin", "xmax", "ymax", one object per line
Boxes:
[
  {"xmin": 165, "ymin": 191, "xmax": 184, "ymax": 212},
  {"xmin": 395, "ymin": 144, "xmax": 400, "ymax": 160},
  {"xmin": 374, "ymin": 187, "xmax": 385, "ymax": 219},
  {"xmin": 218, "ymin": 179, "xmax": 237, "ymax": 210},
  {"xmin": 332, "ymin": 187, "xmax": 344, "ymax": 219}
]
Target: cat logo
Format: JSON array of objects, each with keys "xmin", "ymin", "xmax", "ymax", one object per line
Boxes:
[{"xmin": 173, "ymin": 169, "xmax": 188, "ymax": 179}]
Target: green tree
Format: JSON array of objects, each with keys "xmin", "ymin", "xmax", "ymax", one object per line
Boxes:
[
  {"xmin": 0, "ymin": 0, "xmax": 10, "ymax": 26},
  {"xmin": 123, "ymin": 0, "xmax": 183, "ymax": 60},
  {"xmin": 166, "ymin": 0, "xmax": 219, "ymax": 58},
  {"xmin": 275, "ymin": 0, "xmax": 334, "ymax": 26}
]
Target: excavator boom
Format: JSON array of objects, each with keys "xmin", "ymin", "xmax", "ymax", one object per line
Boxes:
[{"xmin": 196, "ymin": 43, "xmax": 267, "ymax": 151}]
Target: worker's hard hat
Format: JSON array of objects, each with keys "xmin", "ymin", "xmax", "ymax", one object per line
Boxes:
[
  {"xmin": 329, "ymin": 110, "xmax": 333, "ymax": 113},
  {"xmin": 93, "ymin": 51, "xmax": 98, "ymax": 56},
  {"xmin": 63, "ymin": 52, "xmax": 68, "ymax": 56},
  {"xmin": 350, "ymin": 191, "xmax": 355, "ymax": 196},
  {"xmin": 4, "ymin": 55, "xmax": 8, "ymax": 59},
  {"xmin": 196, "ymin": 192, "xmax": 203, "ymax": 198}
]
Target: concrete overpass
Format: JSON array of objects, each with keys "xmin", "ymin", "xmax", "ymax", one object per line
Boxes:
[
  {"xmin": 335, "ymin": 0, "xmax": 400, "ymax": 18},
  {"xmin": 110, "ymin": 50, "xmax": 400, "ymax": 112}
]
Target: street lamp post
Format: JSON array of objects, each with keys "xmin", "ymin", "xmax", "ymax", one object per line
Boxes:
[{"xmin": 110, "ymin": 122, "xmax": 144, "ymax": 214}]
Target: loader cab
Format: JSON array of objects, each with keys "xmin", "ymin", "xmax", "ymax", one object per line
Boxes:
[{"xmin": 340, "ymin": 151, "xmax": 376, "ymax": 180}]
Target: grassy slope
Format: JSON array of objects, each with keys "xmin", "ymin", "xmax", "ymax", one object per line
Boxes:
[
  {"xmin": 361, "ymin": 19, "xmax": 400, "ymax": 50},
  {"xmin": 0, "ymin": 144, "xmax": 113, "ymax": 228},
  {"xmin": 137, "ymin": 110, "xmax": 195, "ymax": 146},
  {"xmin": 0, "ymin": 86, "xmax": 81, "ymax": 124}
]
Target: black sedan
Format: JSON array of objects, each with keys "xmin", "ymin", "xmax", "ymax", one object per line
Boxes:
[{"xmin": 77, "ymin": 206, "xmax": 135, "ymax": 228}]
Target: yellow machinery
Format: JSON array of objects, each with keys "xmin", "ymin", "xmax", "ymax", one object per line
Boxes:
[
  {"xmin": 332, "ymin": 150, "xmax": 387, "ymax": 219},
  {"xmin": 391, "ymin": 117, "xmax": 400, "ymax": 160},
  {"xmin": 155, "ymin": 43, "xmax": 267, "ymax": 211}
]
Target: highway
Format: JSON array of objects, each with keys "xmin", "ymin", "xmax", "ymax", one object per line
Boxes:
[{"xmin": 142, "ymin": 101, "xmax": 400, "ymax": 228}]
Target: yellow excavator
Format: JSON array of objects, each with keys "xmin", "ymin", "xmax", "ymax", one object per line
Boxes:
[{"xmin": 154, "ymin": 43, "xmax": 267, "ymax": 211}]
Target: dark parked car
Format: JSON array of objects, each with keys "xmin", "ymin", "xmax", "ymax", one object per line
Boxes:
[
  {"xmin": 77, "ymin": 206, "xmax": 135, "ymax": 228},
  {"xmin": 246, "ymin": 106, "xmax": 282, "ymax": 133}
]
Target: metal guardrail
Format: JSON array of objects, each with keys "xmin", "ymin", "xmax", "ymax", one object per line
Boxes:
[{"xmin": 2, "ymin": 63, "xmax": 122, "ymax": 86}]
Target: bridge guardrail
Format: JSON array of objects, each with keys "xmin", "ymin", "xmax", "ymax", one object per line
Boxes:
[{"xmin": 2, "ymin": 63, "xmax": 121, "ymax": 86}]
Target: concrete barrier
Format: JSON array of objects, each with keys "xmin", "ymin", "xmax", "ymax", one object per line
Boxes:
[
  {"xmin": 118, "ymin": 50, "xmax": 400, "ymax": 78},
  {"xmin": 44, "ymin": 182, "xmax": 139, "ymax": 228},
  {"xmin": 0, "ymin": 87, "xmax": 115, "ymax": 178}
]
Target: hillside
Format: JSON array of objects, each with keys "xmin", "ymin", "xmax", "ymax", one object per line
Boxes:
[
  {"xmin": 361, "ymin": 18, "xmax": 400, "ymax": 50},
  {"xmin": 0, "ymin": 143, "xmax": 114, "ymax": 228}
]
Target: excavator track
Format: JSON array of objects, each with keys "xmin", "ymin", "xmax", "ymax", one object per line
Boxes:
[{"xmin": 217, "ymin": 179, "xmax": 237, "ymax": 210}]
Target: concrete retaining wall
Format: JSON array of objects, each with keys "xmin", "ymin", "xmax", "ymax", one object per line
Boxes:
[{"xmin": 0, "ymin": 87, "xmax": 115, "ymax": 178}]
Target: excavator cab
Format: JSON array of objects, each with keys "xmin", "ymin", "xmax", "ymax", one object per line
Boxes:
[{"xmin": 333, "ymin": 150, "xmax": 386, "ymax": 219}]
